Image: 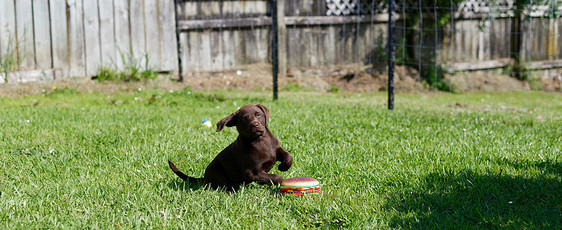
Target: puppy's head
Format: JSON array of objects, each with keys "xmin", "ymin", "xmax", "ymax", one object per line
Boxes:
[{"xmin": 216, "ymin": 104, "xmax": 270, "ymax": 139}]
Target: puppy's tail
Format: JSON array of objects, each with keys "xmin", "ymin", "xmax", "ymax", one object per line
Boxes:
[{"xmin": 167, "ymin": 160, "xmax": 205, "ymax": 184}]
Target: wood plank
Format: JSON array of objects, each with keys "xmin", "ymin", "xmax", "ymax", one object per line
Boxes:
[
  {"xmin": 15, "ymin": 0, "xmax": 35, "ymax": 69},
  {"xmin": 445, "ymin": 58, "xmax": 512, "ymax": 71},
  {"xmin": 489, "ymin": 19, "xmax": 497, "ymax": 59},
  {"xmin": 177, "ymin": 15, "xmax": 392, "ymax": 31},
  {"xmin": 186, "ymin": 31, "xmax": 199, "ymax": 72},
  {"xmin": 453, "ymin": 20, "xmax": 461, "ymax": 63},
  {"xmin": 114, "ymin": 0, "xmax": 130, "ymax": 70},
  {"xmin": 285, "ymin": 0, "xmax": 298, "ymax": 17},
  {"xmin": 210, "ymin": 1, "xmax": 220, "ymax": 18},
  {"xmin": 144, "ymin": 0, "xmax": 161, "ymax": 70},
  {"xmin": 198, "ymin": 29, "xmax": 213, "ymax": 70},
  {"xmin": 179, "ymin": 1, "xmax": 198, "ymax": 20},
  {"xmin": 520, "ymin": 19, "xmax": 529, "ymax": 61},
  {"xmin": 468, "ymin": 21, "xmax": 477, "ymax": 62},
  {"xmin": 343, "ymin": 23, "xmax": 353, "ymax": 65},
  {"xmin": 297, "ymin": 28, "xmax": 308, "ymax": 67},
  {"xmin": 178, "ymin": 17, "xmax": 272, "ymax": 30},
  {"xmin": 243, "ymin": 28, "xmax": 263, "ymax": 64},
  {"xmin": 276, "ymin": 0, "xmax": 287, "ymax": 75},
  {"xmin": 356, "ymin": 24, "xmax": 367, "ymax": 65},
  {"xmin": 222, "ymin": 29, "xmax": 235, "ymax": 69},
  {"xmin": 159, "ymin": 0, "xmax": 178, "ymax": 71},
  {"xmin": 254, "ymin": 1, "xmax": 268, "ymax": 17},
  {"xmin": 179, "ymin": 31, "xmax": 191, "ymax": 76},
  {"xmin": 477, "ymin": 20, "xmax": 488, "ymax": 60},
  {"xmin": 285, "ymin": 15, "xmax": 394, "ymax": 26},
  {"xmin": 99, "ymin": 0, "xmax": 117, "ymax": 68},
  {"xmin": 256, "ymin": 27, "xmax": 268, "ymax": 64},
  {"xmin": 178, "ymin": 1, "xmax": 268, "ymax": 20},
  {"xmin": 286, "ymin": 27, "xmax": 297, "ymax": 67},
  {"xmin": 0, "ymin": 68, "xmax": 61, "ymax": 84},
  {"xmin": 0, "ymin": 0, "xmax": 17, "ymax": 68},
  {"xmin": 130, "ymin": 0, "xmax": 147, "ymax": 69},
  {"xmin": 307, "ymin": 28, "xmax": 318, "ymax": 67},
  {"xmin": 83, "ymin": 0, "xmax": 102, "ymax": 75},
  {"xmin": 525, "ymin": 59, "xmax": 562, "ymax": 69},
  {"xmin": 326, "ymin": 26, "xmax": 337, "ymax": 66},
  {"xmin": 554, "ymin": 17, "xmax": 562, "ymax": 59},
  {"xmin": 210, "ymin": 29, "xmax": 222, "ymax": 69},
  {"xmin": 33, "ymin": 0, "xmax": 53, "ymax": 69},
  {"xmin": 68, "ymin": 0, "xmax": 86, "ymax": 77},
  {"xmin": 230, "ymin": 29, "xmax": 244, "ymax": 68},
  {"xmin": 314, "ymin": 25, "xmax": 324, "ymax": 67},
  {"xmin": 49, "ymin": 0, "xmax": 69, "ymax": 77}
]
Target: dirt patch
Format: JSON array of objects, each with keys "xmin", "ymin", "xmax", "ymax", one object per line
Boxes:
[
  {"xmin": 182, "ymin": 63, "xmax": 560, "ymax": 93},
  {"xmin": 446, "ymin": 70, "xmax": 528, "ymax": 92},
  {"xmin": 1, "ymin": 63, "xmax": 560, "ymax": 96},
  {"xmin": 0, "ymin": 77, "xmax": 187, "ymax": 97},
  {"xmin": 286, "ymin": 65, "xmax": 425, "ymax": 92},
  {"xmin": 182, "ymin": 63, "xmax": 284, "ymax": 91},
  {"xmin": 540, "ymin": 75, "xmax": 562, "ymax": 92},
  {"xmin": 182, "ymin": 63, "xmax": 426, "ymax": 92}
]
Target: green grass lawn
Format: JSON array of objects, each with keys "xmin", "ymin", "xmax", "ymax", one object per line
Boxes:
[{"xmin": 0, "ymin": 86, "xmax": 560, "ymax": 229}]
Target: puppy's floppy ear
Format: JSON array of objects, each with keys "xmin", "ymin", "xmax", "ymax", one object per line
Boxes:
[
  {"xmin": 256, "ymin": 104, "xmax": 269, "ymax": 127},
  {"xmin": 216, "ymin": 111, "xmax": 237, "ymax": 132}
]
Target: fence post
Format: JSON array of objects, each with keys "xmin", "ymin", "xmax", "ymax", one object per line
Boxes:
[
  {"xmin": 277, "ymin": 0, "xmax": 287, "ymax": 78},
  {"xmin": 387, "ymin": 0, "xmax": 395, "ymax": 110},
  {"xmin": 173, "ymin": 0, "xmax": 183, "ymax": 82},
  {"xmin": 272, "ymin": 0, "xmax": 279, "ymax": 100}
]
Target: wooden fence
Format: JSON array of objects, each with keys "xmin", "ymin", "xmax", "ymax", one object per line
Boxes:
[
  {"xmin": 0, "ymin": 0, "xmax": 177, "ymax": 83},
  {"xmin": 1, "ymin": 0, "xmax": 561, "ymax": 83}
]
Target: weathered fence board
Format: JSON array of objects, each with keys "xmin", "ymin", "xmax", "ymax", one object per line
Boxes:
[
  {"xmin": 15, "ymin": 0, "xmax": 35, "ymax": 70},
  {"xmin": 113, "ymin": 0, "xmax": 131, "ymax": 70},
  {"xmin": 99, "ymin": 0, "xmax": 117, "ymax": 68},
  {"xmin": 68, "ymin": 0, "xmax": 87, "ymax": 77},
  {"xmin": 84, "ymin": 0, "xmax": 102, "ymax": 76},
  {"xmin": 145, "ymin": 0, "xmax": 161, "ymax": 69},
  {"xmin": 179, "ymin": 0, "xmax": 268, "ymax": 20},
  {"xmin": 1, "ymin": 0, "xmax": 179, "ymax": 80},
  {"xmin": 33, "ymin": 0, "xmax": 53, "ymax": 69},
  {"xmin": 0, "ymin": 0, "xmax": 16, "ymax": 63},
  {"xmin": 50, "ymin": 0, "xmax": 69, "ymax": 76},
  {"xmin": 160, "ymin": 0, "xmax": 179, "ymax": 71},
  {"xmin": 179, "ymin": 31, "xmax": 189, "ymax": 75},
  {"xmin": 130, "ymin": 0, "xmax": 147, "ymax": 68}
]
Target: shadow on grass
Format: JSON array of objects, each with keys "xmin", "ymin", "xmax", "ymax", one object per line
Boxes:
[
  {"xmin": 166, "ymin": 178, "xmax": 208, "ymax": 192},
  {"xmin": 165, "ymin": 178, "xmax": 282, "ymax": 195},
  {"xmin": 386, "ymin": 168, "xmax": 561, "ymax": 229},
  {"xmin": 495, "ymin": 157, "xmax": 562, "ymax": 176}
]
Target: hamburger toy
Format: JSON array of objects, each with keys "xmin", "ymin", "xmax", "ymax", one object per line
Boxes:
[{"xmin": 280, "ymin": 177, "xmax": 321, "ymax": 196}]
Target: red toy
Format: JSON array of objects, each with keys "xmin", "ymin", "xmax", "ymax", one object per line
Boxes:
[{"xmin": 280, "ymin": 177, "xmax": 321, "ymax": 196}]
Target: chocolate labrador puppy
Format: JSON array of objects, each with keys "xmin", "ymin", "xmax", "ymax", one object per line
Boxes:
[{"xmin": 168, "ymin": 104, "xmax": 293, "ymax": 190}]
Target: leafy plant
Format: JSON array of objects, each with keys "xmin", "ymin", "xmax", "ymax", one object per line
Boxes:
[
  {"xmin": 0, "ymin": 35, "xmax": 19, "ymax": 83},
  {"xmin": 95, "ymin": 67, "xmax": 120, "ymax": 81},
  {"xmin": 282, "ymin": 82, "xmax": 304, "ymax": 92},
  {"xmin": 94, "ymin": 53, "xmax": 158, "ymax": 82},
  {"xmin": 328, "ymin": 85, "xmax": 340, "ymax": 93},
  {"xmin": 511, "ymin": 56, "xmax": 530, "ymax": 81},
  {"xmin": 529, "ymin": 77, "xmax": 543, "ymax": 90},
  {"xmin": 424, "ymin": 64, "xmax": 453, "ymax": 91}
]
